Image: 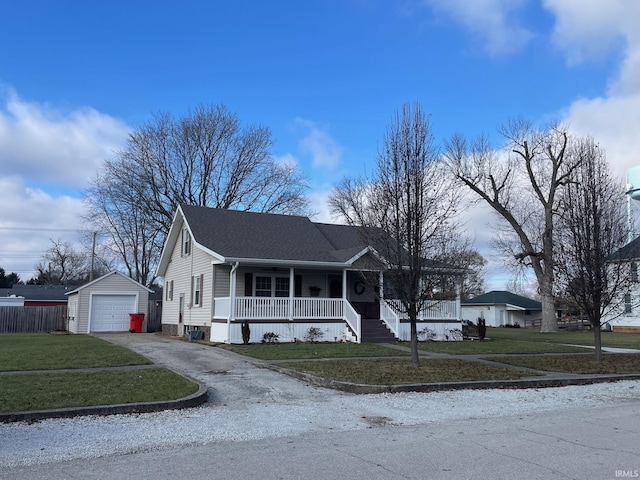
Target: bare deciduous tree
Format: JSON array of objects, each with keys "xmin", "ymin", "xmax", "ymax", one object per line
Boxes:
[
  {"xmin": 85, "ymin": 104, "xmax": 309, "ymax": 285},
  {"xmin": 445, "ymin": 119, "xmax": 581, "ymax": 332},
  {"xmin": 330, "ymin": 102, "xmax": 459, "ymax": 366},
  {"xmin": 555, "ymin": 139, "xmax": 629, "ymax": 361},
  {"xmin": 31, "ymin": 239, "xmax": 89, "ymax": 286},
  {"xmin": 430, "ymin": 233, "xmax": 486, "ymax": 300}
]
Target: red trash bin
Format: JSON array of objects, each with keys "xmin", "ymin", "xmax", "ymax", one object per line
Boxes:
[{"xmin": 129, "ymin": 313, "xmax": 145, "ymax": 333}]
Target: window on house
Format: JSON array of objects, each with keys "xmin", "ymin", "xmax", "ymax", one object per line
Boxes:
[
  {"xmin": 255, "ymin": 276, "xmax": 272, "ymax": 297},
  {"xmin": 624, "ymin": 293, "xmax": 632, "ymax": 314},
  {"xmin": 254, "ymin": 275, "xmax": 290, "ymax": 297},
  {"xmin": 167, "ymin": 280, "xmax": 173, "ymax": 301},
  {"xmin": 632, "ymin": 263, "xmax": 638, "ymax": 283},
  {"xmin": 193, "ymin": 275, "xmax": 202, "ymax": 306},
  {"xmin": 275, "ymin": 277, "xmax": 290, "ymax": 297},
  {"xmin": 182, "ymin": 229, "xmax": 191, "ymax": 256}
]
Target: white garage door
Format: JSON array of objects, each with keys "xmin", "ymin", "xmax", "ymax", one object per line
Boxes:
[{"xmin": 90, "ymin": 295, "xmax": 137, "ymax": 332}]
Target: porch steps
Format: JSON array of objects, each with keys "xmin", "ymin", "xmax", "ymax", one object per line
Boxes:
[{"xmin": 361, "ymin": 319, "xmax": 397, "ymax": 343}]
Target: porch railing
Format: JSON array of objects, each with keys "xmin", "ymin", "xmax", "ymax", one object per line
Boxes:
[
  {"xmin": 212, "ymin": 297, "xmax": 361, "ymax": 342},
  {"xmin": 380, "ymin": 300, "xmax": 400, "ymax": 336},
  {"xmin": 383, "ymin": 299, "xmax": 459, "ymax": 320}
]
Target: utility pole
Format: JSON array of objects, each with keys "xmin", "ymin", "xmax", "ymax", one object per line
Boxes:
[{"xmin": 89, "ymin": 231, "xmax": 97, "ymax": 281}]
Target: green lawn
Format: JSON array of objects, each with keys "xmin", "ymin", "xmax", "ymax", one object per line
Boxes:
[
  {"xmin": 0, "ymin": 333, "xmax": 198, "ymax": 414},
  {"xmin": 487, "ymin": 328, "xmax": 640, "ymax": 349},
  {"xmin": 215, "ymin": 341, "xmax": 410, "ymax": 360},
  {"xmin": 0, "ymin": 368, "xmax": 198, "ymax": 413},
  {"xmin": 417, "ymin": 338, "xmax": 588, "ymax": 355},
  {"xmin": 0, "ymin": 333, "xmax": 152, "ymax": 371},
  {"xmin": 210, "ymin": 328, "xmax": 640, "ymax": 384}
]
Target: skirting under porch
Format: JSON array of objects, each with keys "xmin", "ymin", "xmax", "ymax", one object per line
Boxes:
[{"xmin": 211, "ymin": 319, "xmax": 356, "ymax": 344}]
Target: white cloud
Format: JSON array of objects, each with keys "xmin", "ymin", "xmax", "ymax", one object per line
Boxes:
[
  {"xmin": 543, "ymin": 0, "xmax": 640, "ymax": 70},
  {"xmin": 424, "ymin": 0, "xmax": 533, "ymax": 55},
  {"xmin": 541, "ymin": 1, "xmax": 640, "ymax": 180},
  {"xmin": 0, "ymin": 87, "xmax": 130, "ymax": 281},
  {"xmin": 563, "ymin": 94, "xmax": 640, "ymax": 180},
  {"xmin": 273, "ymin": 153, "xmax": 300, "ymax": 169},
  {"xmin": 295, "ymin": 118, "xmax": 343, "ymax": 170},
  {"xmin": 0, "ymin": 87, "xmax": 130, "ymax": 188},
  {"xmin": 307, "ymin": 189, "xmax": 343, "ymax": 224},
  {"xmin": 0, "ymin": 176, "xmax": 86, "ymax": 280}
]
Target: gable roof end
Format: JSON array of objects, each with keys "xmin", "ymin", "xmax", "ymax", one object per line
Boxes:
[
  {"xmin": 607, "ymin": 236, "xmax": 640, "ymax": 262},
  {"xmin": 65, "ymin": 271, "xmax": 153, "ymax": 296}
]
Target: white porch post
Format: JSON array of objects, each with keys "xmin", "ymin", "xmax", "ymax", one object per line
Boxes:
[
  {"xmin": 342, "ymin": 269, "xmax": 348, "ymax": 301},
  {"xmin": 289, "ymin": 267, "xmax": 295, "ymax": 321},
  {"xmin": 378, "ymin": 271, "xmax": 384, "ymax": 300},
  {"xmin": 228, "ymin": 262, "xmax": 239, "ymax": 343}
]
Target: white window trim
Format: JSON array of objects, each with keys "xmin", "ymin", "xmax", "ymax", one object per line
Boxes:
[
  {"xmin": 182, "ymin": 228, "xmax": 191, "ymax": 256},
  {"xmin": 254, "ymin": 274, "xmax": 290, "ymax": 297},
  {"xmin": 192, "ymin": 274, "xmax": 203, "ymax": 307}
]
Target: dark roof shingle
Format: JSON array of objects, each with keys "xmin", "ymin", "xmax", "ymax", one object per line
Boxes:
[
  {"xmin": 462, "ymin": 290, "xmax": 541, "ymax": 310},
  {"xmin": 181, "ymin": 205, "xmax": 368, "ymax": 263}
]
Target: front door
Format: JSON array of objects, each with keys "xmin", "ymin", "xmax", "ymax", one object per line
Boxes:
[
  {"xmin": 328, "ymin": 274, "xmax": 342, "ymax": 298},
  {"xmin": 178, "ymin": 294, "xmax": 185, "ymax": 335}
]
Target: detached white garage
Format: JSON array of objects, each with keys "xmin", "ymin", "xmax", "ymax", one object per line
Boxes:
[{"xmin": 66, "ymin": 271, "xmax": 153, "ymax": 334}]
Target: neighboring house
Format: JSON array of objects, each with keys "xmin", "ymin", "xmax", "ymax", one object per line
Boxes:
[
  {"xmin": 0, "ymin": 295, "xmax": 25, "ymax": 307},
  {"xmin": 66, "ymin": 271, "xmax": 153, "ymax": 334},
  {"xmin": 0, "ymin": 285, "xmax": 69, "ymax": 306},
  {"xmin": 461, "ymin": 291, "xmax": 542, "ymax": 328},
  {"xmin": 602, "ymin": 236, "xmax": 640, "ymax": 332},
  {"xmin": 156, "ymin": 205, "xmax": 463, "ymax": 344}
]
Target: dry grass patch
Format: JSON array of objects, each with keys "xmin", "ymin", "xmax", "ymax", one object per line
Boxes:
[
  {"xmin": 487, "ymin": 353, "xmax": 640, "ymax": 374},
  {"xmin": 278, "ymin": 358, "xmax": 536, "ymax": 385}
]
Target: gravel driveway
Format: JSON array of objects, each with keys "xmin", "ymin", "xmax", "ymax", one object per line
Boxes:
[{"xmin": 1, "ymin": 333, "xmax": 639, "ymax": 468}]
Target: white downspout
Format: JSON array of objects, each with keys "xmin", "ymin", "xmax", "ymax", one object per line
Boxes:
[{"xmin": 228, "ymin": 262, "xmax": 239, "ymax": 343}]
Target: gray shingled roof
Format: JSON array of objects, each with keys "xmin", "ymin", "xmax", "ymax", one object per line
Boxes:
[
  {"xmin": 608, "ymin": 236, "xmax": 640, "ymax": 262},
  {"xmin": 181, "ymin": 205, "xmax": 369, "ymax": 263},
  {"xmin": 462, "ymin": 290, "xmax": 542, "ymax": 310},
  {"xmin": 0, "ymin": 285, "xmax": 70, "ymax": 301}
]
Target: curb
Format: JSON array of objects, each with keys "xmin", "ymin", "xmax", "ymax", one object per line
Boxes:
[
  {"xmin": 266, "ymin": 363, "xmax": 640, "ymax": 395},
  {"xmin": 0, "ymin": 376, "xmax": 208, "ymax": 424}
]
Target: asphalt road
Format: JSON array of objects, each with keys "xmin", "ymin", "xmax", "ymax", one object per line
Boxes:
[
  {"xmin": 1, "ymin": 333, "xmax": 638, "ymax": 480},
  {"xmin": 2, "ymin": 403, "xmax": 638, "ymax": 480}
]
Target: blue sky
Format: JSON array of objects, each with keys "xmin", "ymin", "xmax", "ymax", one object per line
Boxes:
[{"xmin": 1, "ymin": 0, "xmax": 639, "ymax": 288}]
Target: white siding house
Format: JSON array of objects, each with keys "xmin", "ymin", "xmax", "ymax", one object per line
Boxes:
[
  {"xmin": 156, "ymin": 205, "xmax": 464, "ymax": 344},
  {"xmin": 603, "ymin": 236, "xmax": 640, "ymax": 332},
  {"xmin": 65, "ymin": 271, "xmax": 153, "ymax": 334},
  {"xmin": 461, "ymin": 291, "xmax": 542, "ymax": 328}
]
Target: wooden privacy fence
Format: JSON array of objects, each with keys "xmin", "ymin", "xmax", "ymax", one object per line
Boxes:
[
  {"xmin": 146, "ymin": 300, "xmax": 162, "ymax": 333},
  {"xmin": 0, "ymin": 306, "xmax": 68, "ymax": 333}
]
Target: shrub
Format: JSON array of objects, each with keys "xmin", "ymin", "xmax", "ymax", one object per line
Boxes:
[
  {"xmin": 304, "ymin": 327, "xmax": 324, "ymax": 342},
  {"xmin": 241, "ymin": 321, "xmax": 251, "ymax": 344},
  {"xmin": 261, "ymin": 332, "xmax": 280, "ymax": 344},
  {"xmin": 417, "ymin": 327, "xmax": 436, "ymax": 341}
]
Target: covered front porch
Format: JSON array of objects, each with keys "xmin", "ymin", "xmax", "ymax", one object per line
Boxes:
[
  {"xmin": 208, "ymin": 260, "xmax": 462, "ymax": 344},
  {"xmin": 210, "ymin": 296, "xmax": 461, "ymax": 345},
  {"xmin": 212, "ymin": 296, "xmax": 362, "ymax": 343}
]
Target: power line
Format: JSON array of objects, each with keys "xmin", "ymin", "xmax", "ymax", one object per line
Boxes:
[{"xmin": 0, "ymin": 226, "xmax": 91, "ymax": 233}]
